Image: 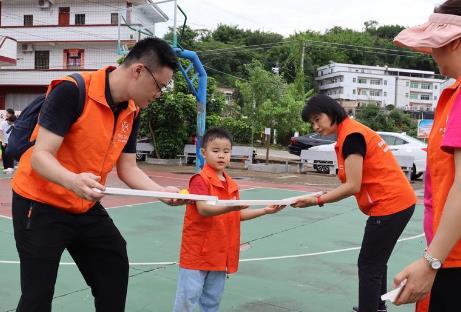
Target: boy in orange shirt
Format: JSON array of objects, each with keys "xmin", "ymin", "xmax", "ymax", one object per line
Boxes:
[{"xmin": 173, "ymin": 128, "xmax": 284, "ymax": 312}]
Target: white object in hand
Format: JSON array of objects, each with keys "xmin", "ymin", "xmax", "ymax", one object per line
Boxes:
[
  {"xmin": 381, "ymin": 279, "xmax": 407, "ymax": 303},
  {"xmin": 206, "ymin": 199, "xmax": 293, "ymax": 207},
  {"xmin": 96, "ymin": 187, "xmax": 218, "ymax": 202},
  {"xmin": 205, "ymin": 192, "xmax": 325, "ymax": 207}
]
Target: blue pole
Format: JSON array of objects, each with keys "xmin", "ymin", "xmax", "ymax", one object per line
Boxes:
[{"xmin": 174, "ymin": 48, "xmax": 207, "ymax": 171}]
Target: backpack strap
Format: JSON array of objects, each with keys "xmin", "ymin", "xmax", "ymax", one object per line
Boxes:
[{"xmin": 68, "ymin": 73, "xmax": 86, "ymax": 118}]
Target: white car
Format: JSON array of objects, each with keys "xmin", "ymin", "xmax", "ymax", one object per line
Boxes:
[{"xmin": 308, "ymin": 132, "xmax": 427, "ymax": 180}]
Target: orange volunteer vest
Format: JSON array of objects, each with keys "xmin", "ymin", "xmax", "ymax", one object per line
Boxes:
[
  {"xmin": 335, "ymin": 118, "xmax": 416, "ymax": 216},
  {"xmin": 12, "ymin": 67, "xmax": 139, "ymax": 214},
  {"xmin": 427, "ymin": 78, "xmax": 461, "ymax": 268},
  {"xmin": 179, "ymin": 163, "xmax": 241, "ymax": 274}
]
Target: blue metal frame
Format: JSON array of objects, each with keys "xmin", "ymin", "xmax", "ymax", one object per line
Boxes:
[{"xmin": 174, "ymin": 48, "xmax": 207, "ymax": 171}]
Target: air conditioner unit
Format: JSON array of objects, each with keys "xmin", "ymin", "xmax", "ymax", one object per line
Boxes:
[
  {"xmin": 21, "ymin": 43, "xmax": 34, "ymax": 53},
  {"xmin": 38, "ymin": 0, "xmax": 53, "ymax": 9}
]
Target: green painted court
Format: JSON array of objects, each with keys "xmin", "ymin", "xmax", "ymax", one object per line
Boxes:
[{"xmin": 0, "ymin": 172, "xmax": 422, "ymax": 311}]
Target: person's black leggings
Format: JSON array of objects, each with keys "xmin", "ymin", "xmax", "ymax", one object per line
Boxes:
[
  {"xmin": 1, "ymin": 143, "xmax": 13, "ymax": 169},
  {"xmin": 12, "ymin": 191, "xmax": 129, "ymax": 312},
  {"xmin": 429, "ymin": 267, "xmax": 461, "ymax": 311},
  {"xmin": 357, "ymin": 205, "xmax": 415, "ymax": 312}
]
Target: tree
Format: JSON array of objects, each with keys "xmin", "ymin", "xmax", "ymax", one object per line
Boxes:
[
  {"xmin": 235, "ymin": 61, "xmax": 309, "ymax": 144},
  {"xmin": 355, "ymin": 105, "xmax": 417, "ymax": 137}
]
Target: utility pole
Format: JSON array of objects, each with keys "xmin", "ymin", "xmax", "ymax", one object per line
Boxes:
[{"xmin": 301, "ymin": 43, "xmax": 305, "ymax": 73}]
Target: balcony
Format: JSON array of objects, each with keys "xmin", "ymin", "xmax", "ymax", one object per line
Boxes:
[
  {"xmin": 356, "ymin": 94, "xmax": 383, "ymax": 101},
  {"xmin": 0, "ymin": 69, "xmax": 96, "ymax": 86},
  {"xmin": 0, "ymin": 25, "xmax": 140, "ymax": 43},
  {"xmin": 318, "ymin": 81, "xmax": 342, "ymax": 90},
  {"xmin": 0, "ymin": 36, "xmax": 17, "ymax": 66}
]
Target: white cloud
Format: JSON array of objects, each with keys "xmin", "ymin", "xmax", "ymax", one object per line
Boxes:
[{"xmin": 155, "ymin": 0, "xmax": 440, "ymax": 37}]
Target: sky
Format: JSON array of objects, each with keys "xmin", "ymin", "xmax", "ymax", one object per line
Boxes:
[{"xmin": 154, "ymin": 0, "xmax": 441, "ymax": 37}]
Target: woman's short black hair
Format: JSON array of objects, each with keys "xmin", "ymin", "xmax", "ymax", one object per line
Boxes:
[{"xmin": 302, "ymin": 94, "xmax": 347, "ymax": 125}]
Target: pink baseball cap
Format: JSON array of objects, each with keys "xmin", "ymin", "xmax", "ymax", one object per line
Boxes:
[{"xmin": 394, "ymin": 13, "xmax": 461, "ymax": 54}]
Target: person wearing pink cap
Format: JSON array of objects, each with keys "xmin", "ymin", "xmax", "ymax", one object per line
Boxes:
[{"xmin": 392, "ymin": 0, "xmax": 461, "ymax": 310}]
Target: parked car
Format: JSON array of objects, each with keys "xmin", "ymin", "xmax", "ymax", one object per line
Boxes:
[
  {"xmin": 377, "ymin": 131, "xmax": 427, "ymax": 180},
  {"xmin": 307, "ymin": 132, "xmax": 427, "ymax": 180},
  {"xmin": 288, "ymin": 133, "xmax": 336, "ymax": 156}
]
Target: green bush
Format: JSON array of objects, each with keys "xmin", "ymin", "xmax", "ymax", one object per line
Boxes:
[
  {"xmin": 206, "ymin": 115, "xmax": 252, "ymax": 144},
  {"xmin": 155, "ymin": 136, "xmax": 185, "ymax": 159}
]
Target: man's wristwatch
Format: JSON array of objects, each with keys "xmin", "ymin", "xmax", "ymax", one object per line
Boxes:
[{"xmin": 424, "ymin": 250, "xmax": 442, "ymax": 270}]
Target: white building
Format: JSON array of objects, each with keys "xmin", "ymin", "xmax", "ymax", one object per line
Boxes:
[
  {"xmin": 316, "ymin": 62, "xmax": 445, "ymax": 113},
  {"xmin": 0, "ymin": 0, "xmax": 168, "ymax": 111}
]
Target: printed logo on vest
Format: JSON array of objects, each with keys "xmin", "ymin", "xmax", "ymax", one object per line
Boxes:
[
  {"xmin": 121, "ymin": 121, "xmax": 129, "ymax": 133},
  {"xmin": 377, "ymin": 139, "xmax": 389, "ymax": 152}
]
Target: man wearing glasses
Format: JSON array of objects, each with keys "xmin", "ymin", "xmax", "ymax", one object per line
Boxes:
[{"xmin": 11, "ymin": 38, "xmax": 180, "ymax": 311}]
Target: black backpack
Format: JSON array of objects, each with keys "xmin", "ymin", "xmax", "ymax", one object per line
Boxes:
[{"xmin": 5, "ymin": 73, "xmax": 86, "ymax": 161}]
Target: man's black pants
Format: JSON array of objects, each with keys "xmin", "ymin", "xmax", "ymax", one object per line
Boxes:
[
  {"xmin": 12, "ymin": 191, "xmax": 129, "ymax": 312},
  {"xmin": 357, "ymin": 205, "xmax": 415, "ymax": 312}
]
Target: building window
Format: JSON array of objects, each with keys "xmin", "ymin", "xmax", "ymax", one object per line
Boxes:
[
  {"xmin": 434, "ymin": 85, "xmax": 438, "ymax": 89},
  {"xmin": 405, "ymin": 93, "xmax": 409, "ymax": 98},
  {"xmin": 111, "ymin": 13, "xmax": 119, "ymax": 25},
  {"xmin": 353, "ymin": 89, "xmax": 356, "ymax": 94},
  {"xmin": 421, "ymin": 83, "xmax": 431, "ymax": 89},
  {"xmin": 353, "ymin": 78, "xmax": 357, "ymax": 83},
  {"xmin": 384, "ymin": 80, "xmax": 387, "ymax": 85},
  {"xmin": 384, "ymin": 92, "xmax": 387, "ymax": 96},
  {"xmin": 370, "ymin": 90, "xmax": 381, "ymax": 97},
  {"xmin": 64, "ymin": 49, "xmax": 84, "ymax": 70},
  {"xmin": 406, "ymin": 81, "xmax": 409, "ymax": 87},
  {"xmin": 358, "ymin": 78, "xmax": 367, "ymax": 84},
  {"xmin": 410, "ymin": 93, "xmax": 418, "ymax": 100},
  {"xmin": 24, "ymin": 15, "xmax": 33, "ymax": 26},
  {"xmin": 370, "ymin": 79, "xmax": 381, "ymax": 85},
  {"xmin": 434, "ymin": 95, "xmax": 437, "ymax": 100},
  {"xmin": 35, "ymin": 51, "xmax": 50, "ymax": 70},
  {"xmin": 410, "ymin": 81, "xmax": 419, "ymax": 88},
  {"xmin": 75, "ymin": 14, "xmax": 85, "ymax": 25},
  {"xmin": 421, "ymin": 94, "xmax": 431, "ymax": 100}
]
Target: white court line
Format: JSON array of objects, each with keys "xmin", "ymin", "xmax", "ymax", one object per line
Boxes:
[
  {"xmin": 0, "ymin": 215, "xmax": 11, "ymax": 220},
  {"xmin": 0, "ymin": 233, "xmax": 424, "ymax": 266},
  {"xmin": 240, "ymin": 233, "xmax": 425, "ymax": 262}
]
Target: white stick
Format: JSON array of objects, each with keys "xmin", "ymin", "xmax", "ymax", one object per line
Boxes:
[
  {"xmin": 205, "ymin": 192, "xmax": 325, "ymax": 207},
  {"xmin": 100, "ymin": 187, "xmax": 218, "ymax": 202},
  {"xmin": 282, "ymin": 192, "xmax": 325, "ymax": 204},
  {"xmin": 206, "ymin": 199, "xmax": 294, "ymax": 207}
]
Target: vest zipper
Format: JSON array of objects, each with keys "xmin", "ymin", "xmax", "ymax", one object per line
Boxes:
[{"xmin": 100, "ymin": 109, "xmax": 118, "ymax": 176}]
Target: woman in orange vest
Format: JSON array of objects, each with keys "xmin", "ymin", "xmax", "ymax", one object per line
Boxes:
[
  {"xmin": 392, "ymin": 1, "xmax": 461, "ymax": 310},
  {"xmin": 292, "ymin": 94, "xmax": 416, "ymax": 312}
]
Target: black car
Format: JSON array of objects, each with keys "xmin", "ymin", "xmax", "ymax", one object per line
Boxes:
[{"xmin": 288, "ymin": 133, "xmax": 337, "ymax": 156}]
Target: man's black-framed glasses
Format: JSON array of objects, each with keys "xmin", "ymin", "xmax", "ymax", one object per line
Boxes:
[{"xmin": 143, "ymin": 65, "xmax": 168, "ymax": 95}]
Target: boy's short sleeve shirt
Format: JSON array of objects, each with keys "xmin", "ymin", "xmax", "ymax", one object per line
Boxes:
[{"xmin": 189, "ymin": 175, "xmax": 228, "ymax": 195}]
